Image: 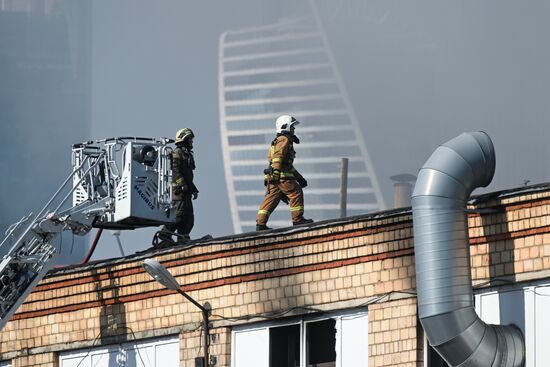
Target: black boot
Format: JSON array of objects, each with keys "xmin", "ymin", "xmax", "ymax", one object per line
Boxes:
[
  {"xmin": 293, "ymin": 218, "xmax": 313, "ymax": 226},
  {"xmin": 256, "ymin": 224, "xmax": 271, "ymax": 231},
  {"xmin": 153, "ymin": 231, "xmax": 174, "ymax": 248},
  {"xmin": 176, "ymin": 234, "xmax": 191, "ymax": 245}
]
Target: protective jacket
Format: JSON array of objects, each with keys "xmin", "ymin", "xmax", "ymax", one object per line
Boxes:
[
  {"xmin": 172, "ymin": 146, "xmax": 198, "ymax": 199},
  {"xmin": 267, "ymin": 133, "xmax": 305, "ymax": 182},
  {"xmin": 257, "ymin": 133, "xmax": 307, "ymax": 226},
  {"xmin": 157, "ymin": 142, "xmax": 197, "ymax": 245}
]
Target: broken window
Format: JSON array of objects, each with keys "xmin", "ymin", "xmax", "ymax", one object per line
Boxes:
[
  {"xmin": 270, "ymin": 324, "xmax": 301, "ymax": 367},
  {"xmin": 306, "ymin": 319, "xmax": 336, "ymax": 367},
  {"xmin": 232, "ymin": 311, "xmax": 368, "ymax": 367}
]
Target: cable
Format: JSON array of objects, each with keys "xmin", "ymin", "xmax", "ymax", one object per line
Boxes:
[
  {"xmin": 81, "ymin": 228, "xmax": 104, "ymax": 263},
  {"xmin": 210, "ymin": 291, "xmax": 416, "ymax": 323},
  {"xmin": 127, "ymin": 326, "xmax": 148, "ymax": 367},
  {"xmin": 54, "ymin": 228, "xmax": 103, "ymax": 269},
  {"xmin": 211, "ymin": 305, "xmax": 325, "ymax": 323},
  {"xmin": 74, "ymin": 325, "xmax": 147, "ymax": 367},
  {"xmin": 75, "ymin": 325, "xmax": 107, "ymax": 367},
  {"xmin": 525, "ymin": 288, "xmax": 550, "ymax": 297}
]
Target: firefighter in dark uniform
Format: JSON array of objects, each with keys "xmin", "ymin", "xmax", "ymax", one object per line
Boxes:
[
  {"xmin": 158, "ymin": 128, "xmax": 198, "ymax": 245},
  {"xmin": 256, "ymin": 115, "xmax": 313, "ymax": 231}
]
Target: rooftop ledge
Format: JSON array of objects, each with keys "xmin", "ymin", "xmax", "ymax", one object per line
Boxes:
[{"xmin": 48, "ymin": 181, "xmax": 550, "ymax": 277}]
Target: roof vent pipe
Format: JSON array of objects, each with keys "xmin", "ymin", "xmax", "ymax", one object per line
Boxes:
[
  {"xmin": 390, "ymin": 173, "xmax": 416, "ymax": 208},
  {"xmin": 411, "ymin": 132, "xmax": 525, "ymax": 367}
]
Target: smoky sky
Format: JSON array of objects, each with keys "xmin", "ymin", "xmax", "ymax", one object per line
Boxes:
[{"xmin": 2, "ymin": 0, "xmax": 549, "ymax": 261}]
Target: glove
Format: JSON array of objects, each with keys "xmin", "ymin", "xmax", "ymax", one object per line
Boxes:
[
  {"xmin": 270, "ymin": 169, "xmax": 281, "ymax": 183},
  {"xmin": 297, "ymin": 177, "xmax": 308, "ymax": 188},
  {"xmin": 192, "ymin": 191, "xmax": 199, "ymax": 200},
  {"xmin": 174, "ymin": 184, "xmax": 189, "ymax": 195}
]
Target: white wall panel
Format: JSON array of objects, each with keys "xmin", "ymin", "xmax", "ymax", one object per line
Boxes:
[
  {"xmin": 155, "ymin": 339, "xmax": 180, "ymax": 366},
  {"xmin": 59, "ymin": 336, "xmax": 178, "ymax": 367},
  {"xmin": 232, "ymin": 327, "xmax": 269, "ymax": 367},
  {"xmin": 535, "ymin": 285, "xmax": 550, "ymax": 367},
  {"xmin": 338, "ymin": 313, "xmax": 368, "ymax": 367}
]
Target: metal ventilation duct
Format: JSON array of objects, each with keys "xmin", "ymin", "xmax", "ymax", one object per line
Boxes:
[{"xmin": 411, "ymin": 132, "xmax": 525, "ymax": 367}]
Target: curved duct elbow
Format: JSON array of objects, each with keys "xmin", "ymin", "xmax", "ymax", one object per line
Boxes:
[{"xmin": 412, "ymin": 132, "xmax": 525, "ymax": 367}]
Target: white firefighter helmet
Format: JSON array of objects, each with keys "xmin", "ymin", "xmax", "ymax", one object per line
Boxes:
[
  {"xmin": 175, "ymin": 128, "xmax": 194, "ymax": 144},
  {"xmin": 275, "ymin": 115, "xmax": 300, "ymax": 134}
]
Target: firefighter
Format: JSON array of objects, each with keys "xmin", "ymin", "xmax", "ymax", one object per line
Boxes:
[
  {"xmin": 157, "ymin": 128, "xmax": 198, "ymax": 246},
  {"xmin": 256, "ymin": 115, "xmax": 313, "ymax": 231}
]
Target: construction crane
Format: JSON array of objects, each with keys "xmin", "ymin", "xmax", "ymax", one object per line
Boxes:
[{"xmin": 0, "ymin": 137, "xmax": 175, "ymax": 330}]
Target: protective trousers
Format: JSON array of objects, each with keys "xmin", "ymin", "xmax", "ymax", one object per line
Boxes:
[
  {"xmin": 257, "ymin": 180, "xmax": 304, "ymax": 225},
  {"xmin": 160, "ymin": 194, "xmax": 194, "ymax": 241}
]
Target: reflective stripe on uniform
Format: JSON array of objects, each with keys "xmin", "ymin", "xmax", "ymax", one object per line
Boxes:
[
  {"xmin": 290, "ymin": 206, "xmax": 304, "ymax": 212},
  {"xmin": 279, "ymin": 172, "xmax": 295, "ymax": 179},
  {"xmin": 258, "ymin": 210, "xmax": 271, "ymax": 215},
  {"xmin": 174, "ymin": 178, "xmax": 184, "ymax": 185},
  {"xmin": 271, "ymin": 158, "xmax": 281, "ymax": 163}
]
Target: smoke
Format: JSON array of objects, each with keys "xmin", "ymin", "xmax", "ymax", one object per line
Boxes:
[{"xmin": 2, "ymin": 0, "xmax": 548, "ymax": 260}]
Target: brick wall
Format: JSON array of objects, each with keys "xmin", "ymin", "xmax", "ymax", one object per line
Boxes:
[
  {"xmin": 368, "ymin": 298, "xmax": 421, "ymax": 367},
  {"xmin": 0, "ymin": 185, "xmax": 549, "ymax": 366}
]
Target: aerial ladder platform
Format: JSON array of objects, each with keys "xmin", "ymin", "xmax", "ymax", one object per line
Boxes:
[{"xmin": 0, "ymin": 137, "xmax": 175, "ymax": 330}]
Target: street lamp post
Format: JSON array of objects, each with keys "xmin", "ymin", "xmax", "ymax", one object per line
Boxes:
[{"xmin": 142, "ymin": 258, "xmax": 210, "ymax": 366}]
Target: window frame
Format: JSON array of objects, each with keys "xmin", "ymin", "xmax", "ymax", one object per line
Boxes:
[
  {"xmin": 424, "ymin": 280, "xmax": 550, "ymax": 367},
  {"xmin": 231, "ymin": 308, "xmax": 368, "ymax": 367},
  {"xmin": 57, "ymin": 335, "xmax": 179, "ymax": 367}
]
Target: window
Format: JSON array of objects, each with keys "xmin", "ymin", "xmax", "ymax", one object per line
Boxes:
[
  {"xmin": 232, "ymin": 311, "xmax": 368, "ymax": 367},
  {"xmin": 424, "ymin": 335, "xmax": 448, "ymax": 367},
  {"xmin": 307, "ymin": 319, "xmax": 336, "ymax": 366},
  {"xmin": 271, "ymin": 324, "xmax": 301, "ymax": 367},
  {"xmin": 233, "ymin": 327, "xmax": 269, "ymax": 367},
  {"xmin": 473, "ymin": 282, "xmax": 550, "ymax": 367},
  {"xmin": 534, "ymin": 285, "xmax": 550, "ymax": 366},
  {"xmin": 58, "ymin": 336, "xmax": 179, "ymax": 367},
  {"xmin": 425, "ymin": 282, "xmax": 550, "ymax": 366}
]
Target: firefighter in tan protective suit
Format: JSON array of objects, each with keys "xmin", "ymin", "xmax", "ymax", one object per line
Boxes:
[{"xmin": 256, "ymin": 115, "xmax": 313, "ymax": 231}]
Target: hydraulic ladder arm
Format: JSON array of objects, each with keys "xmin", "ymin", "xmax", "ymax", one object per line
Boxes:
[{"xmin": 0, "ymin": 137, "xmax": 174, "ymax": 330}]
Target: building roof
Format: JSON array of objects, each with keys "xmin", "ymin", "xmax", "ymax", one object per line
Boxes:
[{"xmin": 49, "ymin": 181, "xmax": 550, "ymax": 276}]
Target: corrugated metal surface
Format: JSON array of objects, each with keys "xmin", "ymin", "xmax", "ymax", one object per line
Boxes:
[
  {"xmin": 412, "ymin": 132, "xmax": 525, "ymax": 367},
  {"xmin": 475, "ymin": 282, "xmax": 550, "ymax": 367}
]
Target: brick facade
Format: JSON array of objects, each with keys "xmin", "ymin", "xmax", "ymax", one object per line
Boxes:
[{"xmin": 0, "ymin": 185, "xmax": 549, "ymax": 366}]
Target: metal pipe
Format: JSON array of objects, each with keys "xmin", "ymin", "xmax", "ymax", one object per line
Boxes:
[
  {"xmin": 177, "ymin": 289, "xmax": 209, "ymax": 366},
  {"xmin": 203, "ymin": 309, "xmax": 210, "ymax": 367},
  {"xmin": 411, "ymin": 132, "xmax": 525, "ymax": 367},
  {"xmin": 339, "ymin": 157, "xmax": 348, "ymax": 218},
  {"xmin": 390, "ymin": 174, "xmax": 416, "ymax": 208},
  {"xmin": 113, "ymin": 231, "xmax": 125, "ymax": 257},
  {"xmin": 54, "ymin": 228, "xmax": 103, "ymax": 269}
]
